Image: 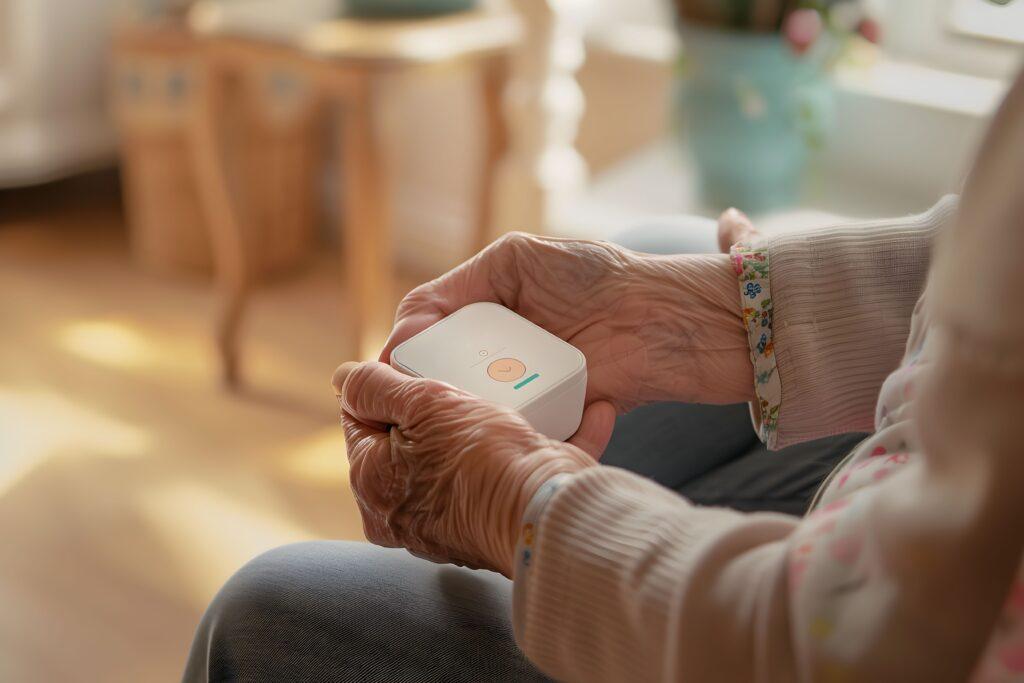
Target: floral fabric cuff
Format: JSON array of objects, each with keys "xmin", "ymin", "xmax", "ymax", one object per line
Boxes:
[{"xmin": 730, "ymin": 244, "xmax": 781, "ymax": 447}]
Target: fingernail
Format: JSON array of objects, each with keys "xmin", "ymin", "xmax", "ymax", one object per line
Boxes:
[
  {"xmin": 724, "ymin": 207, "xmax": 750, "ymax": 223},
  {"xmin": 331, "ymin": 361, "xmax": 362, "ymax": 396}
]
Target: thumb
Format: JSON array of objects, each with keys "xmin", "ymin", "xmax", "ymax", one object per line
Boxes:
[
  {"xmin": 567, "ymin": 400, "xmax": 617, "ymax": 460},
  {"xmin": 332, "ymin": 360, "xmax": 432, "ymax": 427},
  {"xmin": 380, "ymin": 311, "xmax": 442, "ymax": 365},
  {"xmin": 717, "ymin": 208, "xmax": 759, "ymax": 253}
]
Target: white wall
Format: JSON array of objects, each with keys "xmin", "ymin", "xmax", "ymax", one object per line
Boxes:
[{"xmin": 0, "ymin": 0, "xmax": 122, "ymax": 186}]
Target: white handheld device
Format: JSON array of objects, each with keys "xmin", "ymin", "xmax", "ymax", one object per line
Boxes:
[{"xmin": 390, "ymin": 302, "xmax": 587, "ymax": 441}]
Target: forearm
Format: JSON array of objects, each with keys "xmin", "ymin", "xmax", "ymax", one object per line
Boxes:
[{"xmin": 625, "ymin": 252, "xmax": 754, "ymax": 406}]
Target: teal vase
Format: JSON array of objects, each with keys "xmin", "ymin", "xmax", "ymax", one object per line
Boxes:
[{"xmin": 676, "ymin": 27, "xmax": 834, "ymax": 214}]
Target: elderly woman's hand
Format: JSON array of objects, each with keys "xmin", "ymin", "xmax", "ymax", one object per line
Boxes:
[
  {"xmin": 381, "ymin": 232, "xmax": 752, "ymax": 413},
  {"xmin": 332, "ymin": 361, "xmax": 612, "ymax": 577}
]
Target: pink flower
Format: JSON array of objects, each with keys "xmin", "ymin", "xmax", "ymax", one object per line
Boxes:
[
  {"xmin": 829, "ymin": 534, "xmax": 864, "ymax": 564},
  {"xmin": 822, "ymin": 497, "xmax": 851, "ymax": 514},
  {"xmin": 784, "ymin": 9, "xmax": 822, "ymax": 55},
  {"xmin": 858, "ymin": 18, "xmax": 882, "ymax": 44}
]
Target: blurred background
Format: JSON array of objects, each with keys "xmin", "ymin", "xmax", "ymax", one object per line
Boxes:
[{"xmin": 0, "ymin": 0, "xmax": 1020, "ymax": 679}]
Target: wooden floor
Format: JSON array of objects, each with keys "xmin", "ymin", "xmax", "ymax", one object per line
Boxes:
[{"xmin": 0, "ymin": 176, "xmax": 400, "ymax": 681}]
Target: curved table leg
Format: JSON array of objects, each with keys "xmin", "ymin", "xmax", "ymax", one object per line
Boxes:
[{"xmin": 190, "ymin": 49, "xmax": 252, "ymax": 388}]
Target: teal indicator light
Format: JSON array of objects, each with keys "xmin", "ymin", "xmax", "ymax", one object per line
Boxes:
[{"xmin": 514, "ymin": 373, "xmax": 540, "ymax": 390}]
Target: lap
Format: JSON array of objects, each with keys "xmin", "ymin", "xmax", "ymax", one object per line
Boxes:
[
  {"xmin": 183, "ymin": 541, "xmax": 549, "ymax": 683},
  {"xmin": 601, "ymin": 402, "xmax": 759, "ymax": 489},
  {"xmin": 604, "ymin": 402, "xmax": 864, "ymax": 515}
]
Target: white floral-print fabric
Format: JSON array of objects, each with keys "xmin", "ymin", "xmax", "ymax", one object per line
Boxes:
[{"xmin": 730, "ymin": 243, "xmax": 781, "ymax": 447}]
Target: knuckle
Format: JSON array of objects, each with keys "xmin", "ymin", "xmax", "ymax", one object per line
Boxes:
[
  {"xmin": 361, "ymin": 516, "xmax": 395, "ymax": 548},
  {"xmin": 397, "ymin": 282, "xmax": 436, "ymax": 312},
  {"xmin": 492, "ymin": 230, "xmax": 531, "ymax": 255}
]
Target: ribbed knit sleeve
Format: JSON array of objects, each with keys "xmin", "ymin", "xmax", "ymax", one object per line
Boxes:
[
  {"xmin": 760, "ymin": 196, "xmax": 958, "ymax": 448},
  {"xmin": 513, "ymin": 466, "xmax": 799, "ymax": 682}
]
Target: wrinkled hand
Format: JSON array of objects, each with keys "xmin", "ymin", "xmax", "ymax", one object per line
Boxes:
[
  {"xmin": 333, "ymin": 361, "xmax": 614, "ymax": 577},
  {"xmin": 382, "ymin": 232, "xmax": 752, "ymax": 413}
]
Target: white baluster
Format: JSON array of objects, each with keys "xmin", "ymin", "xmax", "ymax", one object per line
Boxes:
[{"xmin": 491, "ymin": 0, "xmax": 590, "ymax": 238}]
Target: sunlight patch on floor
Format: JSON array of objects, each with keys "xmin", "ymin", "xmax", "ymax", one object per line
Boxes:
[
  {"xmin": 137, "ymin": 480, "xmax": 313, "ymax": 610},
  {"xmin": 57, "ymin": 320, "xmax": 161, "ymax": 368},
  {"xmin": 0, "ymin": 388, "xmax": 152, "ymax": 496},
  {"xmin": 280, "ymin": 427, "xmax": 350, "ymax": 486},
  {"xmin": 55, "ymin": 318, "xmax": 210, "ymax": 376}
]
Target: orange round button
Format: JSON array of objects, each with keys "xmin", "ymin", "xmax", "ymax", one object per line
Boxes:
[{"xmin": 487, "ymin": 357, "xmax": 526, "ymax": 382}]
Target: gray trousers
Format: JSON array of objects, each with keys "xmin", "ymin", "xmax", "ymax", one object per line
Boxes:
[{"xmin": 184, "ymin": 222, "xmax": 865, "ymax": 681}]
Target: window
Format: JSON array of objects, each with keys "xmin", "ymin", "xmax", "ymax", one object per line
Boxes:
[
  {"xmin": 948, "ymin": 0, "xmax": 1024, "ymax": 45},
  {"xmin": 877, "ymin": 0, "xmax": 1022, "ymax": 79}
]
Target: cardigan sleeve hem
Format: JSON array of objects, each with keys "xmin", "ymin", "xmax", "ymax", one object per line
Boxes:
[{"xmin": 759, "ymin": 196, "xmax": 958, "ymax": 449}]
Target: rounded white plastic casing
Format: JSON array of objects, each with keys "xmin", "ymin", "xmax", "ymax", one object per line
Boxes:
[{"xmin": 390, "ymin": 303, "xmax": 587, "ymax": 441}]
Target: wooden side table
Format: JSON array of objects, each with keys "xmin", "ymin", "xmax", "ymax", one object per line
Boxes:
[{"xmin": 188, "ymin": 8, "xmax": 521, "ymax": 386}]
